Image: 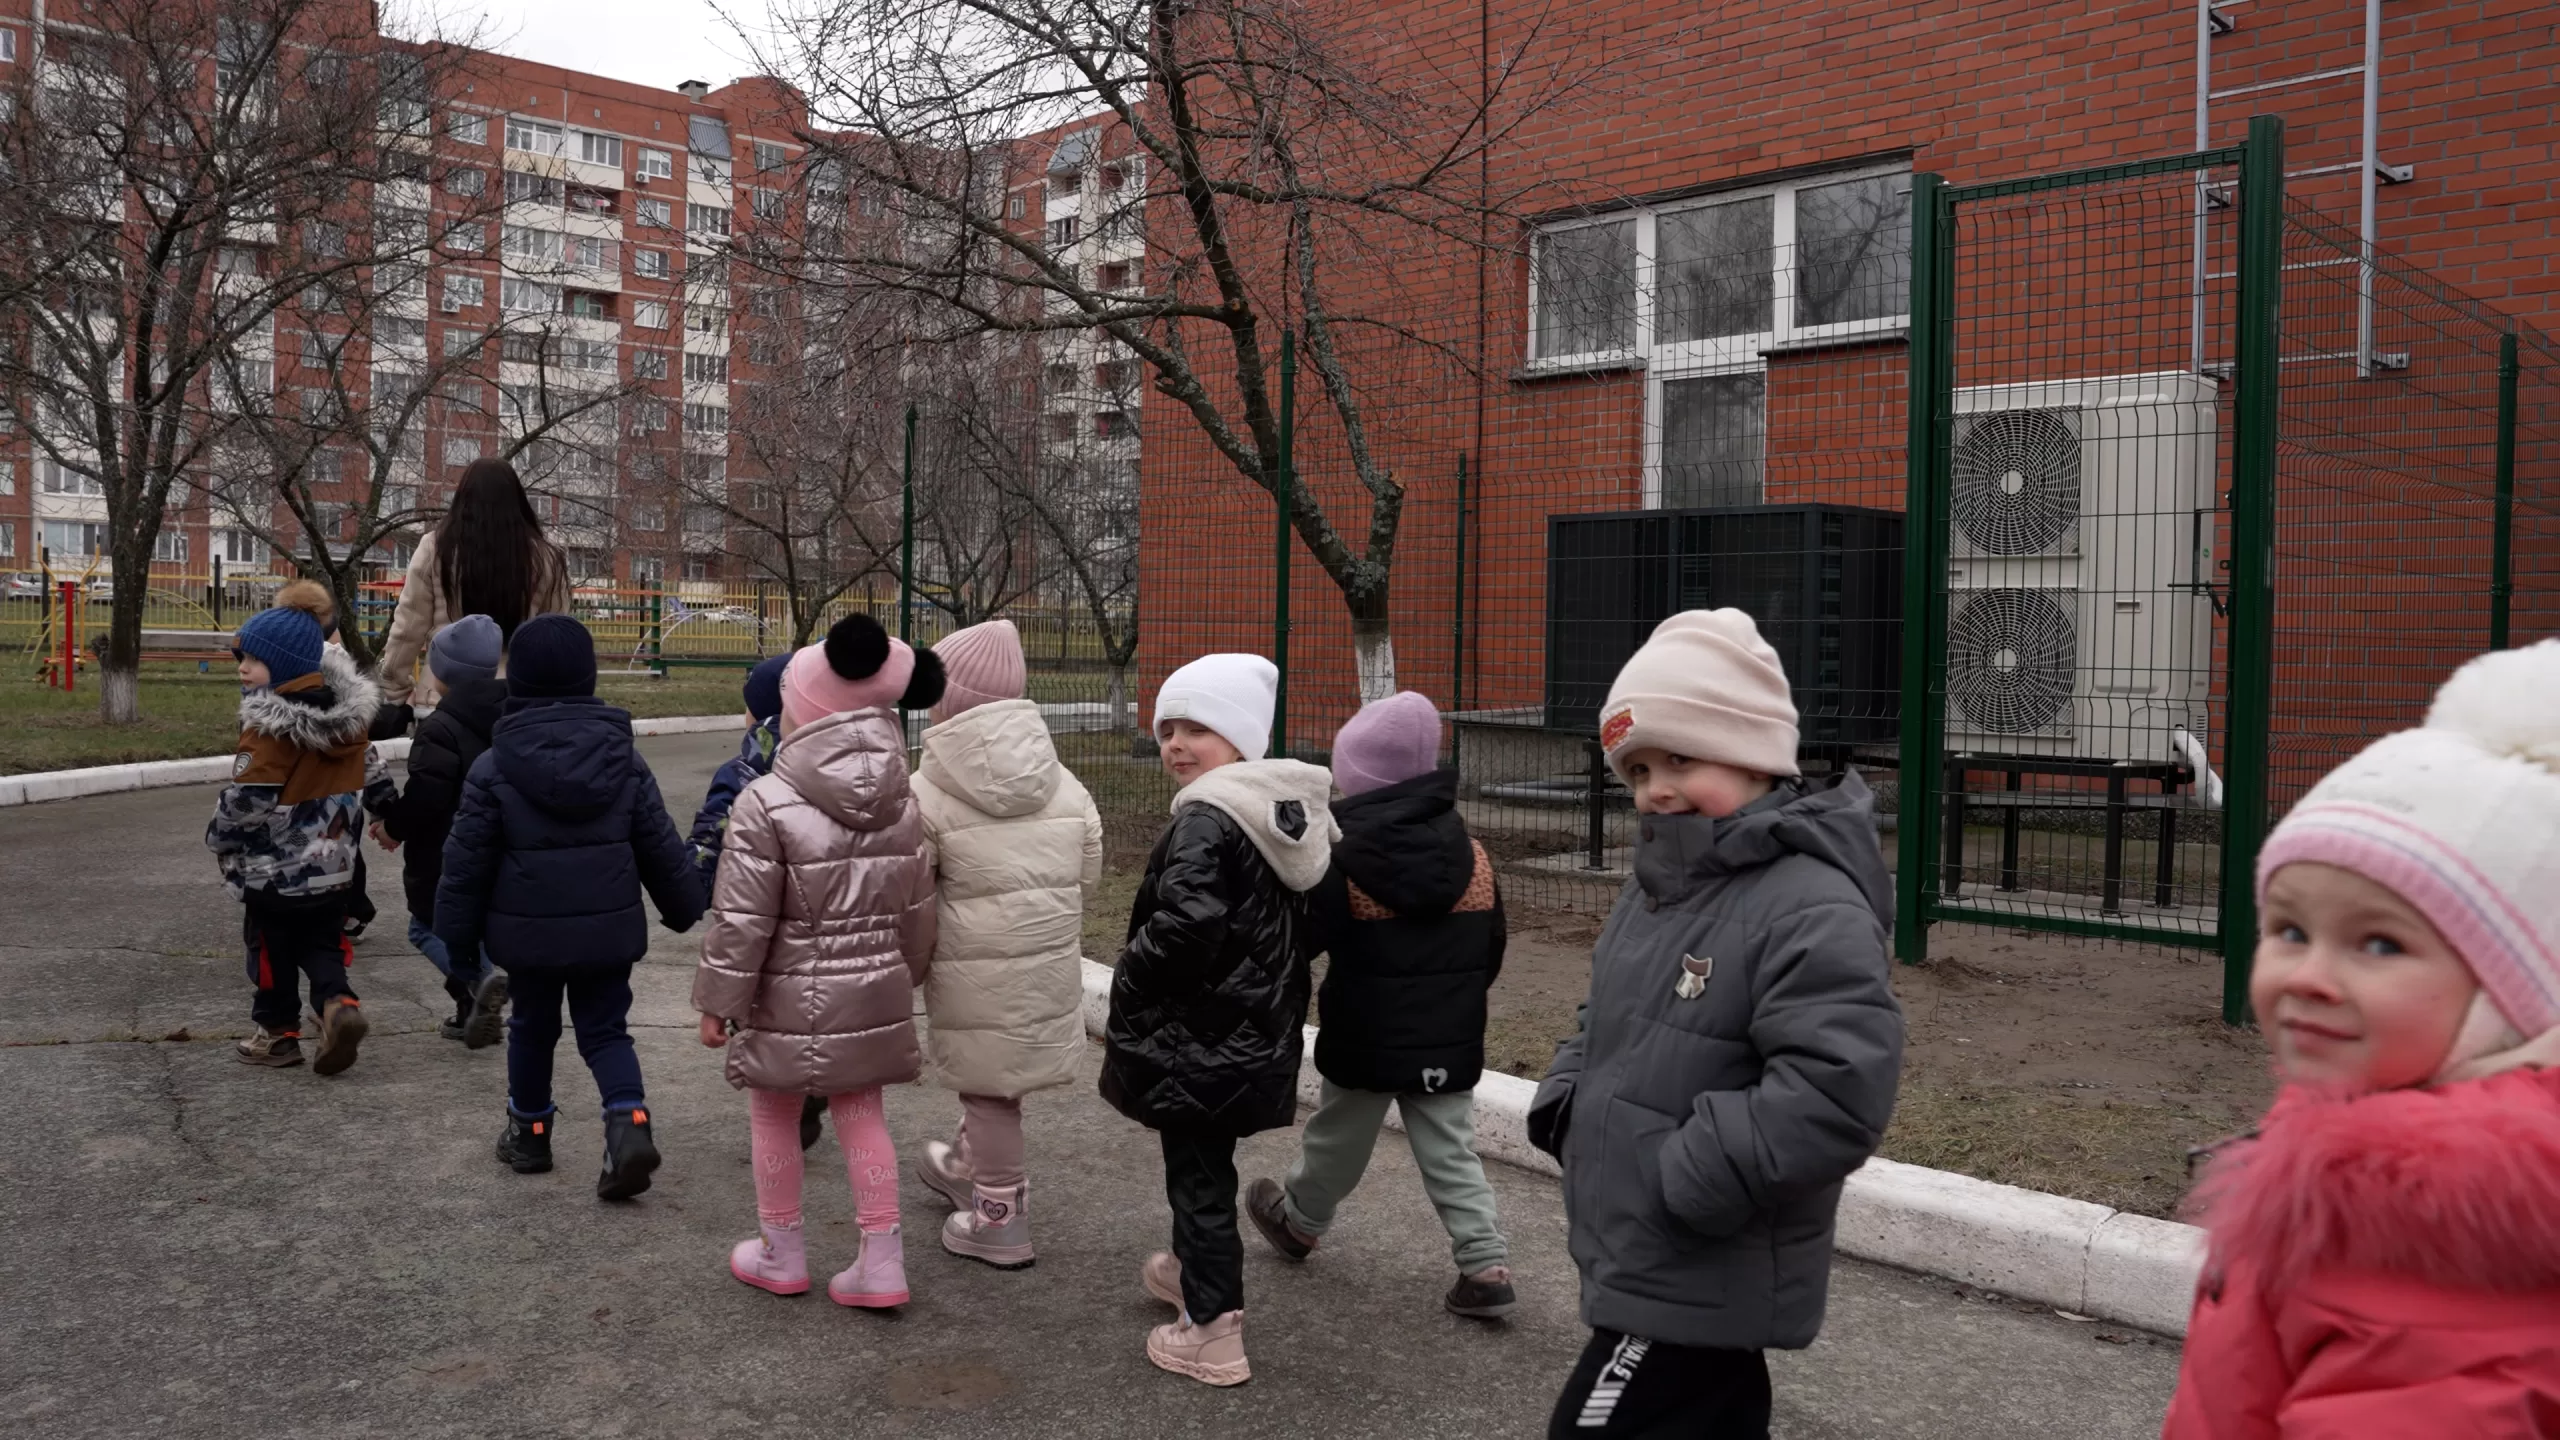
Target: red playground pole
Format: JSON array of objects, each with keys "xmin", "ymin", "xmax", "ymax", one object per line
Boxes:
[{"xmin": 58, "ymin": 580, "xmax": 76, "ymax": 690}]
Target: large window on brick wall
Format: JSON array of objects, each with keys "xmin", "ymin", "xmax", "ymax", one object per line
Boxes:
[{"xmin": 1530, "ymin": 164, "xmax": 1910, "ymax": 507}]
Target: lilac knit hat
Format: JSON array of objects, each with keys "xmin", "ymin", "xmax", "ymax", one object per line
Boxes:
[
  {"xmin": 2256, "ymin": 640, "xmax": 2560, "ymax": 1039},
  {"xmin": 1332, "ymin": 691, "xmax": 1444, "ymax": 796},
  {"xmin": 930, "ymin": 618, "xmax": 1028, "ymax": 724}
]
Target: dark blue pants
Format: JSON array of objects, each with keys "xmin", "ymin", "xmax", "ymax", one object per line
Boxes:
[
  {"xmin": 504, "ymin": 964, "xmax": 642, "ymax": 1118},
  {"xmin": 243, "ymin": 904, "xmax": 354, "ymax": 1032}
]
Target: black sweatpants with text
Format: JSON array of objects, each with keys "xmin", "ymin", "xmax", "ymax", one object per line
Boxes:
[{"xmin": 1547, "ymin": 1329, "xmax": 1770, "ymax": 1439}]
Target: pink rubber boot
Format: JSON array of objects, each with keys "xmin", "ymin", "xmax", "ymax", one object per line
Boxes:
[
  {"xmin": 829, "ymin": 1225, "xmax": 910, "ymax": 1308},
  {"xmin": 729, "ymin": 1223, "xmax": 810, "ymax": 1296},
  {"xmin": 942, "ymin": 1183, "xmax": 1035, "ymax": 1270}
]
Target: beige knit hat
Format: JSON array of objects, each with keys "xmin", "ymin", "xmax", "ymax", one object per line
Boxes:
[{"xmin": 1598, "ymin": 609, "xmax": 1800, "ymax": 780}]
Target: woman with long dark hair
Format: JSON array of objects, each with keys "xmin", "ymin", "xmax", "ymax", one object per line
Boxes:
[{"xmin": 377, "ymin": 459, "xmax": 572, "ymax": 706}]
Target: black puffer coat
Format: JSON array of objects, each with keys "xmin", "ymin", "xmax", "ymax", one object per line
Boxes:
[
  {"xmin": 1312, "ymin": 770, "xmax": 1505, "ymax": 1095},
  {"xmin": 376, "ymin": 676, "xmax": 506, "ymax": 923},
  {"xmin": 1099, "ymin": 760, "xmax": 1337, "ymax": 1136},
  {"xmin": 434, "ymin": 696, "xmax": 704, "ymax": 969}
]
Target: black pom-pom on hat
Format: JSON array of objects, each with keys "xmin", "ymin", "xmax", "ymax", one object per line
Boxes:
[
  {"xmin": 902, "ymin": 647, "xmax": 948, "ymax": 711},
  {"xmin": 824, "ymin": 613, "xmax": 892, "ymax": 679}
]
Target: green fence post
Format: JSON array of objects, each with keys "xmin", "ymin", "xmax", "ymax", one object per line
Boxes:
[
  {"xmin": 2219, "ymin": 114, "xmax": 2287, "ymax": 1026},
  {"xmin": 649, "ymin": 587, "xmax": 665, "ymax": 676},
  {"xmin": 900, "ymin": 403, "xmax": 917, "ymax": 646},
  {"xmin": 2492, "ymin": 330, "xmax": 2519, "ymax": 650},
  {"xmin": 1452, "ymin": 451, "xmax": 1469, "ymax": 747},
  {"xmin": 1894, "ymin": 172, "xmax": 1951, "ymax": 966},
  {"xmin": 1273, "ymin": 330, "xmax": 1296, "ymax": 758}
]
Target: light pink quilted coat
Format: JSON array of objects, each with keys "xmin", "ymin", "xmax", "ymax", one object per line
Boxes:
[{"xmin": 692, "ymin": 709, "xmax": 937, "ymax": 1095}]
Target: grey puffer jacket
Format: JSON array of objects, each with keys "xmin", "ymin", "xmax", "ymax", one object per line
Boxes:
[
  {"xmin": 1529, "ymin": 772, "xmax": 1903, "ymax": 1351},
  {"xmin": 692, "ymin": 709, "xmax": 937, "ymax": 1095}
]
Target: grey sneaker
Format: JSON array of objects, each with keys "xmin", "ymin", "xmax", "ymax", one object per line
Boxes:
[
  {"xmin": 1243, "ymin": 1177, "xmax": 1316, "ymax": 1261},
  {"xmin": 235, "ymin": 1026, "xmax": 304, "ymax": 1068},
  {"xmin": 1444, "ymin": 1265, "xmax": 1516, "ymax": 1320}
]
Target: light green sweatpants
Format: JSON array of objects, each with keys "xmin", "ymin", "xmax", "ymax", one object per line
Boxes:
[{"xmin": 1282, "ymin": 1079, "xmax": 1509, "ymax": 1273}]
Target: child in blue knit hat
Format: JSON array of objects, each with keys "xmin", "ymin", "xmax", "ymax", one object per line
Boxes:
[{"xmin": 207, "ymin": 600, "xmax": 397, "ymax": 1073}]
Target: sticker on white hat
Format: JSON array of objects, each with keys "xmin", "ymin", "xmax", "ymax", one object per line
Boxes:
[
  {"xmin": 1160, "ymin": 696, "xmax": 1191, "ymax": 719},
  {"xmin": 1600, "ymin": 705, "xmax": 1634, "ymax": 752}
]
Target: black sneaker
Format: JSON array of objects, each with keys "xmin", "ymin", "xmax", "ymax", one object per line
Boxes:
[
  {"xmin": 1445, "ymin": 1265, "xmax": 1517, "ymax": 1320},
  {"xmin": 799, "ymin": 1093, "xmax": 825, "ymax": 1151},
  {"xmin": 597, "ymin": 1108, "xmax": 660, "ymax": 1202},
  {"xmin": 439, "ymin": 1000, "xmax": 470, "ymax": 1043},
  {"xmin": 497, "ymin": 1110, "xmax": 554, "ymax": 1173},
  {"xmin": 1244, "ymin": 1177, "xmax": 1316, "ymax": 1261},
  {"xmin": 463, "ymin": 969, "xmax": 509, "ymax": 1051}
]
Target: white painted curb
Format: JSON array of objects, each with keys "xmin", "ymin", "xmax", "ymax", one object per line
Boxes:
[
  {"xmin": 1077, "ymin": 958, "xmax": 2201, "ymax": 1337},
  {"xmin": 0, "ymin": 713, "xmax": 745, "ymax": 808}
]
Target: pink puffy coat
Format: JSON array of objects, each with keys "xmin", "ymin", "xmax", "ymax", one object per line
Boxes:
[
  {"xmin": 692, "ymin": 709, "xmax": 937, "ymax": 1095},
  {"xmin": 2162, "ymin": 1066, "xmax": 2560, "ymax": 1439}
]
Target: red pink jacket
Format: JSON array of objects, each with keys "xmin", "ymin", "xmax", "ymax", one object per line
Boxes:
[{"xmin": 2162, "ymin": 1066, "xmax": 2560, "ymax": 1438}]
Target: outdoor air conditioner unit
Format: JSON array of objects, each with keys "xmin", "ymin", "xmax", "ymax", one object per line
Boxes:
[{"xmin": 1944, "ymin": 371, "xmax": 2219, "ymax": 765}]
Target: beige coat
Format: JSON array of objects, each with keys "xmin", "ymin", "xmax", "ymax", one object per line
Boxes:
[
  {"xmin": 692, "ymin": 710, "xmax": 938, "ymax": 1096},
  {"xmin": 912, "ymin": 699, "xmax": 1103, "ymax": 1099},
  {"xmin": 375, "ymin": 531, "xmax": 574, "ymax": 705}
]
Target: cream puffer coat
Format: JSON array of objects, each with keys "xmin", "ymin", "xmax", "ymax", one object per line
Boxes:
[
  {"xmin": 912, "ymin": 699, "xmax": 1104, "ymax": 1099},
  {"xmin": 693, "ymin": 709, "xmax": 937, "ymax": 1095}
]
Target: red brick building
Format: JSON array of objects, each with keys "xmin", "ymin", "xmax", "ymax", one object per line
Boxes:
[{"xmin": 1133, "ymin": 0, "xmax": 2560, "ymax": 782}]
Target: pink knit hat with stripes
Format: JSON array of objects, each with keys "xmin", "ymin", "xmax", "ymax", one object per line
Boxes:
[{"xmin": 2257, "ymin": 640, "xmax": 2560, "ymax": 1040}]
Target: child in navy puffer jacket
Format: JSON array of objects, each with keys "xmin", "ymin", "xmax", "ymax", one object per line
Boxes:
[
  {"xmin": 688, "ymin": 652, "xmax": 789, "ymax": 893},
  {"xmin": 436, "ymin": 615, "xmax": 704, "ymax": 1202}
]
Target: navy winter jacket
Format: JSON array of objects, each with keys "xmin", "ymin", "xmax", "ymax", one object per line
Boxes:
[
  {"xmin": 687, "ymin": 716, "xmax": 778, "ymax": 896},
  {"xmin": 433, "ymin": 696, "xmax": 705, "ymax": 969}
]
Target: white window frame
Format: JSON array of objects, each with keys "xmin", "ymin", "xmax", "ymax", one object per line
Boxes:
[
  {"xmin": 635, "ymin": 197, "xmax": 673, "ymax": 229},
  {"xmin": 639, "ymin": 148, "xmax": 674, "ymax": 181},
  {"xmin": 448, "ymin": 112, "xmax": 489, "ymax": 146},
  {"xmin": 1527, "ymin": 164, "xmax": 1911, "ymax": 507},
  {"xmin": 216, "ymin": 528, "xmax": 267, "ymax": 567},
  {"xmin": 505, "ymin": 116, "xmax": 563, "ymax": 155},
  {"xmin": 0, "ymin": 29, "xmax": 18, "ymax": 64},
  {"xmin": 633, "ymin": 248, "xmax": 670, "ymax": 280},
  {"xmin": 632, "ymin": 300, "xmax": 670, "ymax": 330},
  {"xmin": 576, "ymin": 130, "xmax": 622, "ymax": 167}
]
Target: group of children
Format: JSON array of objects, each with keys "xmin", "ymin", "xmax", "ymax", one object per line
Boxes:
[{"xmin": 206, "ymin": 576, "xmax": 2560, "ymax": 1430}]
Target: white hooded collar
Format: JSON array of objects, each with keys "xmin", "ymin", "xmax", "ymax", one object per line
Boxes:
[{"xmin": 1174, "ymin": 758, "xmax": 1340, "ymax": 893}]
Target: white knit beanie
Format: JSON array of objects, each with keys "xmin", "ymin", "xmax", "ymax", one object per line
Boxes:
[
  {"xmin": 1154, "ymin": 653, "xmax": 1279, "ymax": 761},
  {"xmin": 1598, "ymin": 609, "xmax": 1800, "ymax": 781},
  {"xmin": 2257, "ymin": 639, "xmax": 2560, "ymax": 1044}
]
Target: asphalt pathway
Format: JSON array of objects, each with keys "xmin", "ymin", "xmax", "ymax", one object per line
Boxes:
[{"xmin": 0, "ymin": 729, "xmax": 2180, "ymax": 1438}]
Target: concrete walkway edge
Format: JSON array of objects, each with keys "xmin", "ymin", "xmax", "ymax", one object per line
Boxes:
[
  {"xmin": 1075, "ymin": 958, "xmax": 2202, "ymax": 1338},
  {"xmin": 0, "ymin": 713, "xmax": 746, "ymax": 807}
]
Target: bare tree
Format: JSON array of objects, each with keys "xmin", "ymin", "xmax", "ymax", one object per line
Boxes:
[
  {"xmin": 0, "ymin": 0, "xmax": 490, "ymax": 720},
  {"xmin": 753, "ymin": 0, "xmax": 1607, "ymax": 704}
]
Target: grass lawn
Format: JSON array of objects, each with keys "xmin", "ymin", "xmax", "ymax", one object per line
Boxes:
[{"xmin": 0, "ymin": 663, "xmax": 759, "ymax": 776}]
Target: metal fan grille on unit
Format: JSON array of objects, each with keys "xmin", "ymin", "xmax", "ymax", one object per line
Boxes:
[
  {"xmin": 1953, "ymin": 409, "xmax": 2081, "ymax": 555},
  {"xmin": 1949, "ymin": 588, "xmax": 2075, "ymax": 734}
]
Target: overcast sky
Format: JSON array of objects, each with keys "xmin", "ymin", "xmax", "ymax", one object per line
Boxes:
[{"xmin": 441, "ymin": 0, "xmax": 782, "ymax": 94}]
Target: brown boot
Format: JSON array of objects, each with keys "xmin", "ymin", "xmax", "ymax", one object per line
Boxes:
[{"xmin": 311, "ymin": 997, "xmax": 368, "ymax": 1076}]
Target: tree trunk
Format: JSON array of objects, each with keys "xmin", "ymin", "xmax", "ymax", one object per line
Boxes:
[
  {"xmin": 1352, "ymin": 622, "xmax": 1397, "ymax": 706},
  {"xmin": 332, "ymin": 573, "xmax": 378, "ymax": 668},
  {"xmin": 98, "ymin": 562, "xmax": 149, "ymax": 724},
  {"xmin": 1106, "ymin": 660, "xmax": 1130, "ymax": 734}
]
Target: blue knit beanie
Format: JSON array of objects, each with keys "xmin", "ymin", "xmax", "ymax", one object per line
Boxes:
[
  {"xmin": 429, "ymin": 614, "xmax": 503, "ymax": 686},
  {"xmin": 505, "ymin": 613, "xmax": 597, "ymax": 700},
  {"xmin": 742, "ymin": 654, "xmax": 788, "ymax": 724},
  {"xmin": 235, "ymin": 605, "xmax": 324, "ymax": 686}
]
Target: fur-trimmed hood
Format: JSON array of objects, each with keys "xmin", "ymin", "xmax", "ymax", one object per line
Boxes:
[
  {"xmin": 2189, "ymin": 1066, "xmax": 2560, "ymax": 1294},
  {"xmin": 238, "ymin": 648, "xmax": 380, "ymax": 755}
]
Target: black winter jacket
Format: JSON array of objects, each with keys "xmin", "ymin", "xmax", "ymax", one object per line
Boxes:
[
  {"xmin": 433, "ymin": 696, "xmax": 704, "ymax": 969},
  {"xmin": 376, "ymin": 676, "xmax": 506, "ymax": 924},
  {"xmin": 1099, "ymin": 760, "xmax": 1337, "ymax": 1137},
  {"xmin": 1312, "ymin": 769, "xmax": 1505, "ymax": 1096}
]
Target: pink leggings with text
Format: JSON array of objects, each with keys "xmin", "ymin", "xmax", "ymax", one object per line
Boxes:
[{"xmin": 748, "ymin": 1087, "xmax": 899, "ymax": 1232}]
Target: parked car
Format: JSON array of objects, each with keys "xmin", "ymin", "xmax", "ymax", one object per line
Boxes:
[{"xmin": 2, "ymin": 573, "xmax": 46, "ymax": 600}]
